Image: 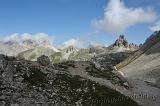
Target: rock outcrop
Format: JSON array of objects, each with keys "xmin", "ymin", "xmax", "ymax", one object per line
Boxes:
[
  {"xmin": 109, "ymin": 35, "xmax": 139, "ymax": 52},
  {"xmin": 113, "ymin": 35, "xmax": 129, "ymax": 48}
]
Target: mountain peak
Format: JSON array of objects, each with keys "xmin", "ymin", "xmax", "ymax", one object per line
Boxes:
[
  {"xmin": 109, "ymin": 35, "xmax": 139, "ymax": 52},
  {"xmin": 114, "ymin": 35, "xmax": 129, "ymax": 48}
]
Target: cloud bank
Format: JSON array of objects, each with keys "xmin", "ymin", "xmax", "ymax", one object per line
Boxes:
[
  {"xmin": 150, "ymin": 21, "xmax": 160, "ymax": 32},
  {"xmin": 1, "ymin": 33, "xmax": 54, "ymax": 45},
  {"xmin": 63, "ymin": 38, "xmax": 84, "ymax": 48},
  {"xmin": 93, "ymin": 0, "xmax": 157, "ymax": 33},
  {"xmin": 1, "ymin": 33, "xmax": 86, "ymax": 48}
]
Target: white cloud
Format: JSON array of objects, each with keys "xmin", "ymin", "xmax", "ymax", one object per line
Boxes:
[
  {"xmin": 21, "ymin": 33, "xmax": 32, "ymax": 40},
  {"xmin": 1, "ymin": 32, "xmax": 54, "ymax": 45},
  {"xmin": 33, "ymin": 33, "xmax": 54, "ymax": 45},
  {"xmin": 62, "ymin": 38, "xmax": 84, "ymax": 48},
  {"xmin": 3, "ymin": 33, "xmax": 20, "ymax": 42},
  {"xmin": 150, "ymin": 21, "xmax": 160, "ymax": 32},
  {"xmin": 93, "ymin": 0, "xmax": 157, "ymax": 33}
]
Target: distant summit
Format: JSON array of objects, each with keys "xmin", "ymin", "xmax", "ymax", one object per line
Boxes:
[
  {"xmin": 113, "ymin": 35, "xmax": 129, "ymax": 48},
  {"xmin": 0, "ymin": 37, "xmax": 59, "ymax": 57},
  {"xmin": 22, "ymin": 39, "xmax": 38, "ymax": 49},
  {"xmin": 109, "ymin": 35, "xmax": 139, "ymax": 52}
]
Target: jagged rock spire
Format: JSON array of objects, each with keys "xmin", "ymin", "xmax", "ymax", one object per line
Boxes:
[{"xmin": 114, "ymin": 35, "xmax": 129, "ymax": 48}]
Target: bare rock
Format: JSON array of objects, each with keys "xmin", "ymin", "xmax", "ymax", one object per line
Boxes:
[{"xmin": 37, "ymin": 55, "xmax": 50, "ymax": 66}]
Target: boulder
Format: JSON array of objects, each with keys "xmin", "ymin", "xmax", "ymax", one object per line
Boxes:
[{"xmin": 37, "ymin": 55, "xmax": 50, "ymax": 66}]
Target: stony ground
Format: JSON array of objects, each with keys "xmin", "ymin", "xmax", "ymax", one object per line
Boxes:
[{"xmin": 0, "ymin": 54, "xmax": 139, "ymax": 106}]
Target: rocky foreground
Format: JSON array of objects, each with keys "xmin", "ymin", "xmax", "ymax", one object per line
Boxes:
[{"xmin": 0, "ymin": 54, "xmax": 139, "ymax": 106}]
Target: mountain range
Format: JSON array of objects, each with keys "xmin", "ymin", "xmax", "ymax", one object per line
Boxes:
[
  {"xmin": 0, "ymin": 34, "xmax": 140, "ymax": 63},
  {"xmin": 1, "ymin": 32, "xmax": 160, "ymax": 106}
]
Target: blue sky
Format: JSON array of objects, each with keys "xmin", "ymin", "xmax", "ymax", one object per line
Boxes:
[{"xmin": 0, "ymin": 0, "xmax": 160, "ymax": 47}]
